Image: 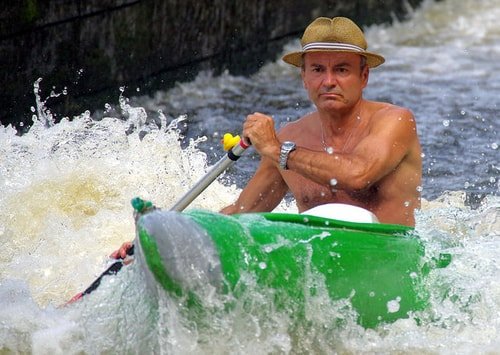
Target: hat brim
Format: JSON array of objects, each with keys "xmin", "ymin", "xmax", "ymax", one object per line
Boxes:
[{"xmin": 282, "ymin": 49, "xmax": 385, "ymax": 68}]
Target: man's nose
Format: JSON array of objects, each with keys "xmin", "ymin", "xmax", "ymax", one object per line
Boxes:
[{"xmin": 323, "ymin": 70, "xmax": 337, "ymax": 87}]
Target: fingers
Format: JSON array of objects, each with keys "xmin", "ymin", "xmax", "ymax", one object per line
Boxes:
[
  {"xmin": 119, "ymin": 241, "xmax": 133, "ymax": 258},
  {"xmin": 244, "ymin": 112, "xmax": 272, "ymax": 126},
  {"xmin": 242, "ymin": 112, "xmax": 274, "ymax": 144},
  {"xmin": 110, "ymin": 241, "xmax": 133, "ymax": 259}
]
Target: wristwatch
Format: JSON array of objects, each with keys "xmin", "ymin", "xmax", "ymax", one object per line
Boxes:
[{"xmin": 279, "ymin": 141, "xmax": 296, "ymax": 170}]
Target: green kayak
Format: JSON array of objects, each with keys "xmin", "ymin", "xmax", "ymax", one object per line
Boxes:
[{"xmin": 133, "ymin": 201, "xmax": 449, "ymax": 328}]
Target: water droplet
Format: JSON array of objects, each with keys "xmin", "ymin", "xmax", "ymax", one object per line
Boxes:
[
  {"xmin": 464, "ymin": 181, "xmax": 470, "ymax": 188},
  {"xmin": 330, "ymin": 178, "xmax": 338, "ymax": 186},
  {"xmin": 30, "ymin": 106, "xmax": 36, "ymax": 113},
  {"xmin": 442, "ymin": 120, "xmax": 450, "ymax": 127},
  {"xmin": 387, "ymin": 297, "xmax": 401, "ymax": 313},
  {"xmin": 369, "ymin": 291, "xmax": 375, "ymax": 297},
  {"xmin": 460, "ymin": 110, "xmax": 466, "ymax": 116},
  {"xmin": 490, "ymin": 177, "xmax": 496, "ymax": 184},
  {"xmin": 325, "ymin": 146, "xmax": 334, "ymax": 154},
  {"xmin": 404, "ymin": 201, "xmax": 410, "ymax": 207},
  {"xmin": 491, "ymin": 143, "xmax": 498, "ymax": 150},
  {"xmin": 416, "ymin": 186, "xmax": 423, "ymax": 192},
  {"xmin": 258, "ymin": 262, "xmax": 267, "ymax": 270},
  {"xmin": 420, "ymin": 152, "xmax": 426, "ymax": 158}
]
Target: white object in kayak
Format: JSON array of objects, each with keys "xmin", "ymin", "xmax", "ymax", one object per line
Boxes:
[{"xmin": 302, "ymin": 203, "xmax": 379, "ymax": 224}]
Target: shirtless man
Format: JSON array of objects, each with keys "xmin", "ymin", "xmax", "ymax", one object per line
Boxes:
[
  {"xmin": 221, "ymin": 17, "xmax": 422, "ymax": 226},
  {"xmin": 110, "ymin": 17, "xmax": 422, "ymax": 263}
]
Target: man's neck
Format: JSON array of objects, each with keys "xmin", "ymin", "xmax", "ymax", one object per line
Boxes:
[{"xmin": 319, "ymin": 100, "xmax": 365, "ymax": 136}]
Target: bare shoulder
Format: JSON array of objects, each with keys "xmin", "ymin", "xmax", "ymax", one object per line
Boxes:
[
  {"xmin": 369, "ymin": 102, "xmax": 417, "ymax": 135},
  {"xmin": 365, "ymin": 102, "xmax": 421, "ymax": 164},
  {"xmin": 372, "ymin": 102, "xmax": 415, "ymax": 122},
  {"xmin": 277, "ymin": 111, "xmax": 318, "ymax": 140}
]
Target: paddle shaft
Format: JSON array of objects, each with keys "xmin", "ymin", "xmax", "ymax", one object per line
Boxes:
[
  {"xmin": 77, "ymin": 139, "xmax": 250, "ymax": 299},
  {"xmin": 170, "ymin": 139, "xmax": 249, "ymax": 212}
]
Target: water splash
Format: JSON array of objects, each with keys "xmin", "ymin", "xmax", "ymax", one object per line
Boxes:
[{"xmin": 1, "ymin": 0, "xmax": 499, "ymax": 352}]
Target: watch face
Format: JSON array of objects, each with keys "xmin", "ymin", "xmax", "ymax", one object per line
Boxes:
[{"xmin": 283, "ymin": 141, "xmax": 296, "ymax": 150}]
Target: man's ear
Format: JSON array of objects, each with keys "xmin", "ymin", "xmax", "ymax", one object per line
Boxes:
[
  {"xmin": 301, "ymin": 67, "xmax": 307, "ymax": 89},
  {"xmin": 361, "ymin": 66, "xmax": 369, "ymax": 89}
]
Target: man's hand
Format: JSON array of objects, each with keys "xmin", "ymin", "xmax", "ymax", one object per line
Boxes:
[
  {"xmin": 110, "ymin": 241, "xmax": 134, "ymax": 265},
  {"xmin": 242, "ymin": 112, "xmax": 281, "ymax": 158}
]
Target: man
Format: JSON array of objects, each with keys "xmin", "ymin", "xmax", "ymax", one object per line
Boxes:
[
  {"xmin": 110, "ymin": 16, "xmax": 421, "ymax": 262},
  {"xmin": 220, "ymin": 17, "xmax": 422, "ymax": 226}
]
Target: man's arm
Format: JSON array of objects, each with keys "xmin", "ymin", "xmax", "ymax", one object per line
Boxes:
[
  {"xmin": 257, "ymin": 107, "xmax": 418, "ymax": 191},
  {"xmin": 220, "ymin": 157, "xmax": 288, "ymax": 214}
]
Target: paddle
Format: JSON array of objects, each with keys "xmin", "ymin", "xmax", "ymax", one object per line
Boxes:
[{"xmin": 66, "ymin": 137, "xmax": 250, "ymax": 303}]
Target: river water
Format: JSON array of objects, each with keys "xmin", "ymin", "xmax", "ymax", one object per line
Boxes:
[{"xmin": 0, "ymin": 0, "xmax": 499, "ymax": 353}]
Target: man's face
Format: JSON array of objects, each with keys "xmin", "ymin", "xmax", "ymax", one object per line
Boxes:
[{"xmin": 301, "ymin": 51, "xmax": 369, "ymax": 113}]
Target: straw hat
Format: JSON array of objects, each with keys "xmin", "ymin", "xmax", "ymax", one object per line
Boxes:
[{"xmin": 282, "ymin": 17, "xmax": 385, "ymax": 68}]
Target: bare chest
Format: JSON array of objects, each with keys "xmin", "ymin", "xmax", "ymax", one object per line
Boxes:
[{"xmin": 281, "ymin": 172, "xmax": 379, "ymax": 212}]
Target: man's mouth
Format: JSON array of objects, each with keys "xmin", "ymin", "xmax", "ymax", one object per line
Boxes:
[{"xmin": 319, "ymin": 92, "xmax": 347, "ymax": 103}]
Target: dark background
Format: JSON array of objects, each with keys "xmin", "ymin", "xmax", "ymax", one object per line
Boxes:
[{"xmin": 0, "ymin": 0, "xmax": 426, "ymax": 130}]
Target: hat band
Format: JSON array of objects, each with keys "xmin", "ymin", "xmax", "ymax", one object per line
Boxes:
[{"xmin": 302, "ymin": 42, "xmax": 365, "ymax": 53}]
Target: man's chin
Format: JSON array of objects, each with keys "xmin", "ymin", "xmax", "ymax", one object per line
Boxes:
[
  {"xmin": 317, "ymin": 100, "xmax": 348, "ymax": 111},
  {"xmin": 318, "ymin": 95, "xmax": 349, "ymax": 104}
]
